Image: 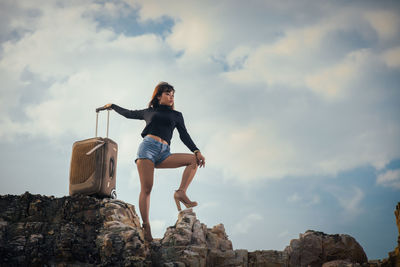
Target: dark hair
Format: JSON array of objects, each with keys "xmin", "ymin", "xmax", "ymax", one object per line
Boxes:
[{"xmin": 148, "ymin": 82, "xmax": 175, "ymax": 109}]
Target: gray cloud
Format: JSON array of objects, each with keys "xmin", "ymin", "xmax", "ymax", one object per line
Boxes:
[{"xmin": 1, "ymin": 0, "xmax": 399, "ymax": 184}]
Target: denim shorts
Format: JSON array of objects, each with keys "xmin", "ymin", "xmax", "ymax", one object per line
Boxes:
[{"xmin": 135, "ymin": 136, "xmax": 171, "ymax": 166}]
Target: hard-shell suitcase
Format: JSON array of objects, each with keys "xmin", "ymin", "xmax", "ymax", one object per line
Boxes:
[{"xmin": 69, "ymin": 107, "xmax": 118, "ymax": 199}]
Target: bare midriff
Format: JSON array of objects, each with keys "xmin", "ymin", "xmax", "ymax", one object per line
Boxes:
[{"xmin": 146, "ymin": 134, "xmax": 169, "ymax": 145}]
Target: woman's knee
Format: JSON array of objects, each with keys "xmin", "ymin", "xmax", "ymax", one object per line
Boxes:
[
  {"xmin": 139, "ymin": 176, "xmax": 153, "ymax": 195},
  {"xmin": 141, "ymin": 185, "xmax": 153, "ymax": 195},
  {"xmin": 189, "ymin": 154, "xmax": 198, "ymax": 168}
]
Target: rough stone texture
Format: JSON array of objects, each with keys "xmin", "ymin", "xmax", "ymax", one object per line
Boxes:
[
  {"xmin": 382, "ymin": 202, "xmax": 400, "ymax": 267},
  {"xmin": 0, "ymin": 192, "xmax": 148, "ymax": 266},
  {"xmin": 248, "ymin": 250, "xmax": 288, "ymax": 267},
  {"xmin": 284, "ymin": 230, "xmax": 368, "ymax": 267},
  {"xmin": 322, "ymin": 259, "xmax": 366, "ymax": 267},
  {"xmin": 1, "ymin": 192, "xmax": 397, "ymax": 266},
  {"xmin": 153, "ymin": 208, "xmax": 251, "ymax": 266},
  {"xmin": 393, "ymin": 202, "xmax": 400, "ymax": 266}
]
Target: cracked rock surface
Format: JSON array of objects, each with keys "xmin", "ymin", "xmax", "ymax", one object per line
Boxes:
[
  {"xmin": 0, "ymin": 192, "xmax": 397, "ymax": 266},
  {"xmin": 0, "ymin": 192, "xmax": 148, "ymax": 266}
]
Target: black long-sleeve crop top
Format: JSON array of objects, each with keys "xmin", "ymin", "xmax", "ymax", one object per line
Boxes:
[{"xmin": 111, "ymin": 104, "xmax": 199, "ymax": 152}]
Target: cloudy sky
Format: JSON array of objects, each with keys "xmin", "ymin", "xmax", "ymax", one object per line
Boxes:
[{"xmin": 1, "ymin": 0, "xmax": 399, "ymax": 260}]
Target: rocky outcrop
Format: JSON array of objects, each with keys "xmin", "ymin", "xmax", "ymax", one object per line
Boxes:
[
  {"xmin": 284, "ymin": 230, "xmax": 368, "ymax": 267},
  {"xmin": 0, "ymin": 192, "xmax": 148, "ymax": 266},
  {"xmin": 395, "ymin": 202, "xmax": 400, "ymax": 266},
  {"xmin": 383, "ymin": 202, "xmax": 400, "ymax": 267},
  {"xmin": 0, "ymin": 192, "xmax": 397, "ymax": 266},
  {"xmin": 153, "ymin": 208, "xmax": 252, "ymax": 266}
]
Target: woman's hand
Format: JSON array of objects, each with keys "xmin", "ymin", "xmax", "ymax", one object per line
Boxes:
[
  {"xmin": 195, "ymin": 152, "xmax": 205, "ymax": 168},
  {"xmin": 104, "ymin": 103, "xmax": 113, "ymax": 110}
]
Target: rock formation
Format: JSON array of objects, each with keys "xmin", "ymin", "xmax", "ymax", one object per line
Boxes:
[
  {"xmin": 383, "ymin": 202, "xmax": 400, "ymax": 267},
  {"xmin": 396, "ymin": 202, "xmax": 400, "ymax": 265},
  {"xmin": 0, "ymin": 192, "xmax": 148, "ymax": 266},
  {"xmin": 0, "ymin": 192, "xmax": 398, "ymax": 266},
  {"xmin": 284, "ymin": 230, "xmax": 368, "ymax": 267},
  {"xmin": 151, "ymin": 209, "xmax": 248, "ymax": 266}
]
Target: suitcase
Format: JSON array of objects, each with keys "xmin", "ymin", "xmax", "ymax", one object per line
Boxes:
[{"xmin": 69, "ymin": 107, "xmax": 118, "ymax": 199}]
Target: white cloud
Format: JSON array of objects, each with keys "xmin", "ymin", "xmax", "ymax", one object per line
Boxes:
[
  {"xmin": 305, "ymin": 50, "xmax": 365, "ymax": 100},
  {"xmin": 196, "ymin": 201, "xmax": 219, "ymax": 212},
  {"xmin": 232, "ymin": 213, "xmax": 263, "ymax": 235},
  {"xmin": 343, "ymin": 187, "xmax": 364, "ymax": 215},
  {"xmin": 310, "ymin": 195, "xmax": 320, "ymax": 205},
  {"xmin": 364, "ymin": 10, "xmax": 400, "ymax": 41},
  {"xmin": 221, "ymin": 9, "xmax": 393, "ymax": 101},
  {"xmin": 204, "ymin": 124, "xmax": 297, "ymax": 181},
  {"xmin": 167, "ymin": 17, "xmax": 219, "ymax": 55},
  {"xmin": 377, "ymin": 169, "xmax": 400, "ymax": 190},
  {"xmin": 328, "ymin": 186, "xmax": 365, "ymax": 219},
  {"xmin": 287, "ymin": 193, "xmax": 301, "ymax": 203},
  {"xmin": 221, "ymin": 14, "xmax": 331, "ymax": 86},
  {"xmin": 287, "ymin": 192, "xmax": 320, "ymax": 206},
  {"xmin": 278, "ymin": 230, "xmax": 290, "ymax": 238},
  {"xmin": 202, "ymin": 111, "xmax": 400, "ymax": 181},
  {"xmin": 0, "ymin": 0, "xmax": 399, "ymax": 185},
  {"xmin": 382, "ymin": 46, "xmax": 400, "ymax": 68},
  {"xmin": 0, "ymin": 1, "xmax": 175, "ymax": 141}
]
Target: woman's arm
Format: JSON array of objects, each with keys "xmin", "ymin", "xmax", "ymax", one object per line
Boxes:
[
  {"xmin": 176, "ymin": 113, "xmax": 205, "ymax": 167},
  {"xmin": 176, "ymin": 112, "xmax": 199, "ymax": 152},
  {"xmin": 104, "ymin": 103, "xmax": 146, "ymax": 120}
]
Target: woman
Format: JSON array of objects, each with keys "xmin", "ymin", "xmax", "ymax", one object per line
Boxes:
[{"xmin": 103, "ymin": 82, "xmax": 205, "ymax": 243}]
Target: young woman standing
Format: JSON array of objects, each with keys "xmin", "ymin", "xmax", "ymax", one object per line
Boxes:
[{"xmin": 103, "ymin": 82, "xmax": 205, "ymax": 242}]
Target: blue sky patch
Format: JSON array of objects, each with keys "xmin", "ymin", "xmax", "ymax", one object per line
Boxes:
[{"xmin": 91, "ymin": 2, "xmax": 174, "ymax": 38}]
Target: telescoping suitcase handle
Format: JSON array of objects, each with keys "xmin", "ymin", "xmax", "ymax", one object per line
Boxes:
[{"xmin": 95, "ymin": 106, "xmax": 111, "ymax": 138}]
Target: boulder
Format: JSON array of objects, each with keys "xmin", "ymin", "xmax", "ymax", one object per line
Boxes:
[
  {"xmin": 153, "ymin": 208, "xmax": 247, "ymax": 266},
  {"xmin": 284, "ymin": 230, "xmax": 368, "ymax": 267},
  {"xmin": 0, "ymin": 192, "xmax": 148, "ymax": 266}
]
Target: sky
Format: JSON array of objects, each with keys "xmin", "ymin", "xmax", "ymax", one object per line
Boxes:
[{"xmin": 1, "ymin": 0, "xmax": 399, "ymax": 260}]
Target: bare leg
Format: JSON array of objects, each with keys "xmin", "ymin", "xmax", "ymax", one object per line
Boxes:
[
  {"xmin": 156, "ymin": 153, "xmax": 198, "ymax": 193},
  {"xmin": 136, "ymin": 159, "xmax": 155, "ymax": 224}
]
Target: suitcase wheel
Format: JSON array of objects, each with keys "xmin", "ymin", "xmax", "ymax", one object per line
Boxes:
[{"xmin": 111, "ymin": 189, "xmax": 117, "ymax": 199}]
